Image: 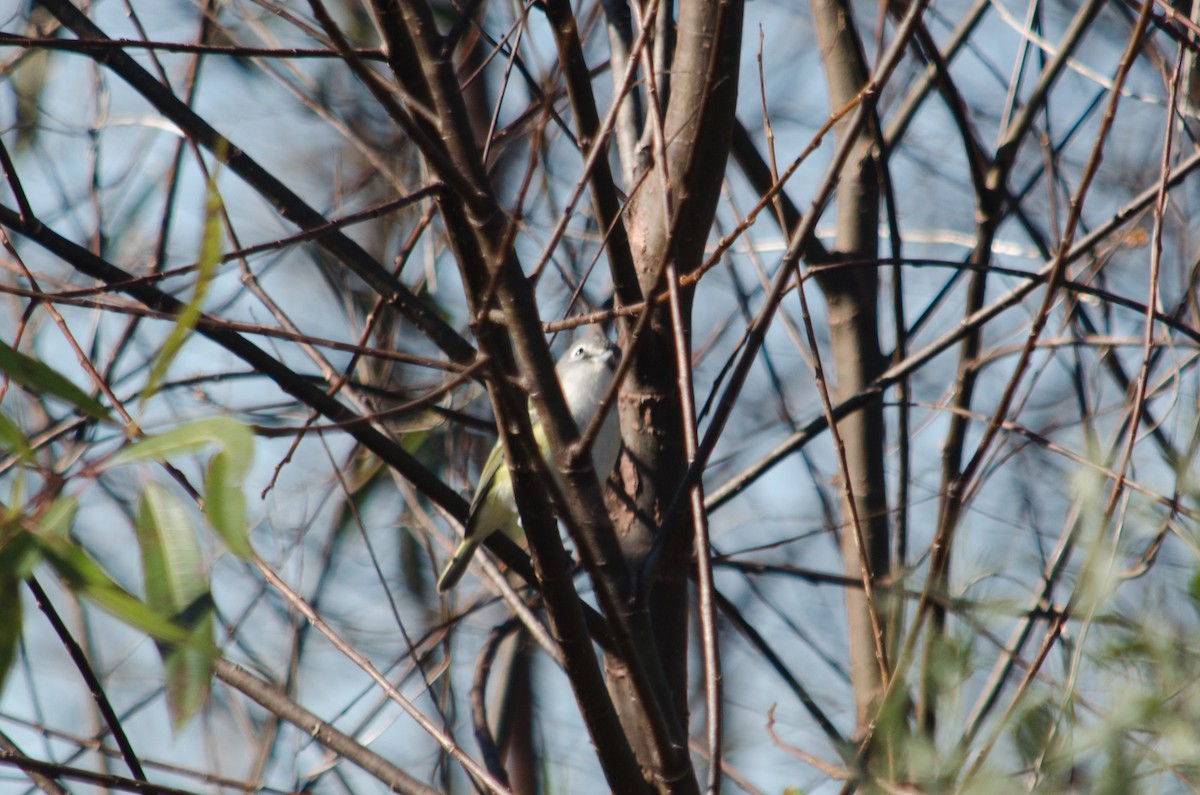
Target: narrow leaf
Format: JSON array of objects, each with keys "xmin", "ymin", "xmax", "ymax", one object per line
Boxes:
[
  {"xmin": 0, "ymin": 412, "xmax": 34, "ymax": 462},
  {"xmin": 31, "ymin": 505, "xmax": 196, "ymax": 648},
  {"xmin": 37, "ymin": 496, "xmax": 77, "ymax": 539},
  {"xmin": 0, "ymin": 524, "xmax": 41, "ymax": 582},
  {"xmin": 37, "ymin": 543, "xmax": 191, "ymax": 645},
  {"xmin": 0, "ymin": 574, "xmax": 20, "ymax": 693},
  {"xmin": 203, "ymin": 453, "xmax": 250, "ymax": 559},
  {"xmin": 0, "ymin": 340, "xmax": 108, "ymax": 421},
  {"xmin": 109, "ymin": 417, "xmax": 252, "ymax": 471},
  {"xmin": 134, "ymin": 485, "xmax": 216, "ymax": 730},
  {"xmin": 111, "ymin": 418, "xmax": 254, "ymax": 558},
  {"xmin": 161, "ymin": 602, "xmax": 215, "ymax": 730},
  {"xmin": 136, "ymin": 483, "xmax": 207, "ymax": 613},
  {"xmin": 143, "ymin": 178, "xmax": 224, "ymax": 399}
]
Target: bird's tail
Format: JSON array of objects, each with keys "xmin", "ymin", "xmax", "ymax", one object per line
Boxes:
[{"xmin": 436, "ymin": 538, "xmax": 480, "ymax": 592}]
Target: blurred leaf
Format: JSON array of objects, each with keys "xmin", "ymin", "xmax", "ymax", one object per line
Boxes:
[
  {"xmin": 136, "ymin": 487, "xmax": 215, "ymax": 729},
  {"xmin": 32, "ymin": 499, "xmax": 193, "ymax": 647},
  {"xmin": 161, "ymin": 601, "xmax": 215, "ymax": 730},
  {"xmin": 37, "ymin": 496, "xmax": 77, "ymax": 539},
  {"xmin": 0, "ymin": 488, "xmax": 44, "ymax": 587},
  {"xmin": 398, "ymin": 427, "xmax": 432, "ymax": 451},
  {"xmin": 0, "ymin": 519, "xmax": 40, "ymax": 582},
  {"xmin": 0, "ymin": 340, "xmax": 109, "ymax": 421},
  {"xmin": 0, "ymin": 412, "xmax": 34, "ymax": 462},
  {"xmin": 1095, "ymin": 739, "xmax": 1136, "ymax": 795},
  {"xmin": 143, "ymin": 177, "xmax": 224, "ymax": 399},
  {"xmin": 11, "ymin": 40, "xmax": 47, "ymax": 150},
  {"xmin": 136, "ymin": 483, "xmax": 206, "ymax": 613},
  {"xmin": 110, "ymin": 416, "xmax": 252, "ymax": 473},
  {"xmin": 36, "ymin": 544, "xmax": 190, "ymax": 646},
  {"xmin": 1013, "ymin": 699, "xmax": 1056, "ymax": 769},
  {"xmin": 203, "ymin": 453, "xmax": 250, "ymax": 559},
  {"xmin": 0, "ymin": 574, "xmax": 20, "ymax": 693},
  {"xmin": 111, "ymin": 418, "xmax": 254, "ymax": 558}
]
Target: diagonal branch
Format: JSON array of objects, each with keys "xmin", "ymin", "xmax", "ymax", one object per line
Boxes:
[{"xmin": 35, "ymin": 0, "xmax": 475, "ymax": 365}]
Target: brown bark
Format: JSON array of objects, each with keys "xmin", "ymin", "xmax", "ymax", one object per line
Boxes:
[
  {"xmin": 608, "ymin": 0, "xmax": 744, "ymax": 781},
  {"xmin": 809, "ymin": 0, "xmax": 891, "ymax": 744}
]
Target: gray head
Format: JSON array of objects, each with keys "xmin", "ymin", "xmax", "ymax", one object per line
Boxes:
[
  {"xmin": 557, "ymin": 332, "xmax": 619, "ymax": 371},
  {"xmin": 555, "ymin": 333, "xmax": 620, "ymax": 419}
]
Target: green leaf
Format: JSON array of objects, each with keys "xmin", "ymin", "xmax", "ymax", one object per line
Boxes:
[
  {"xmin": 37, "ymin": 496, "xmax": 77, "ymax": 540},
  {"xmin": 161, "ymin": 600, "xmax": 215, "ymax": 731},
  {"xmin": 31, "ymin": 502, "xmax": 194, "ymax": 648},
  {"xmin": 0, "ymin": 412, "xmax": 34, "ymax": 462},
  {"xmin": 110, "ymin": 418, "xmax": 254, "ymax": 558},
  {"xmin": 132, "ymin": 486, "xmax": 218, "ymax": 730},
  {"xmin": 110, "ymin": 417, "xmax": 252, "ymax": 472},
  {"xmin": 1, "ymin": 490, "xmax": 42, "ymax": 582},
  {"xmin": 37, "ymin": 545, "xmax": 191, "ymax": 645},
  {"xmin": 12, "ymin": 42, "xmax": 48, "ymax": 150},
  {"xmin": 0, "ymin": 340, "xmax": 109, "ymax": 421},
  {"xmin": 0, "ymin": 489, "xmax": 41, "ymax": 583},
  {"xmin": 1095, "ymin": 739, "xmax": 1137, "ymax": 795},
  {"xmin": 0, "ymin": 523, "xmax": 41, "ymax": 582},
  {"xmin": 143, "ymin": 178, "xmax": 224, "ymax": 400},
  {"xmin": 136, "ymin": 483, "xmax": 207, "ymax": 613},
  {"xmin": 0, "ymin": 574, "xmax": 21, "ymax": 694},
  {"xmin": 22, "ymin": 493, "xmax": 216, "ymax": 730},
  {"xmin": 1012, "ymin": 699, "xmax": 1056, "ymax": 768},
  {"xmin": 203, "ymin": 453, "xmax": 250, "ymax": 559}
]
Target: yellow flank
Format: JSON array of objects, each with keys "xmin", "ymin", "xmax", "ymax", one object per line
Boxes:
[{"xmin": 435, "ymin": 334, "xmax": 620, "ymax": 593}]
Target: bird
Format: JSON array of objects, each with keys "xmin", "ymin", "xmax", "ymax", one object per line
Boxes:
[{"xmin": 436, "ymin": 333, "xmax": 622, "ymax": 592}]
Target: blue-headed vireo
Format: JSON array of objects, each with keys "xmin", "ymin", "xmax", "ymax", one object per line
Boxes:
[{"xmin": 436, "ymin": 333, "xmax": 621, "ymax": 592}]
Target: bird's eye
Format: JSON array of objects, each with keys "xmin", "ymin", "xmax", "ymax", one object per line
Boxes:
[{"xmin": 572, "ymin": 345, "xmax": 586, "ymax": 358}]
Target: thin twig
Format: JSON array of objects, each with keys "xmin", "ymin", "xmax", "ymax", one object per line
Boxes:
[
  {"xmin": 251, "ymin": 557, "xmax": 512, "ymax": 794},
  {"xmin": 25, "ymin": 577, "xmax": 147, "ymax": 782}
]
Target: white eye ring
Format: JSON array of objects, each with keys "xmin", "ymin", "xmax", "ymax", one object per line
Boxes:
[{"xmin": 572, "ymin": 345, "xmax": 586, "ymax": 358}]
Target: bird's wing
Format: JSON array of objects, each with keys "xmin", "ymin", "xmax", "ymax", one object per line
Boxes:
[{"xmin": 465, "ymin": 436, "xmax": 507, "ymax": 535}]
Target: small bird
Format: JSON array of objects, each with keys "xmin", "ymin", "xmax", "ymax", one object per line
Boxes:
[{"xmin": 436, "ymin": 333, "xmax": 622, "ymax": 592}]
